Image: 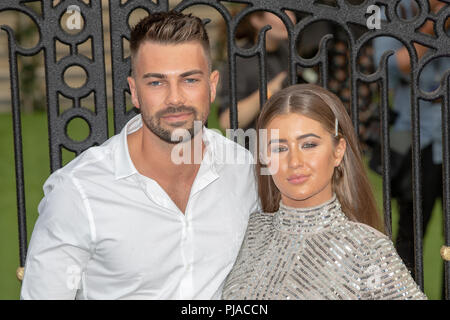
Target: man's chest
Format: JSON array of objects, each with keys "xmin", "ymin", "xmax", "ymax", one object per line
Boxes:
[
  {"xmin": 80, "ymin": 169, "xmax": 254, "ymax": 275},
  {"xmin": 78, "ymin": 198, "xmax": 249, "ymax": 299},
  {"xmin": 160, "ymin": 181, "xmax": 193, "ymax": 214}
]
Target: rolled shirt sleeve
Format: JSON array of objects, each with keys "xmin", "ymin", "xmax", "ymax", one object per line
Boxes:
[{"xmin": 20, "ymin": 171, "xmax": 95, "ymax": 300}]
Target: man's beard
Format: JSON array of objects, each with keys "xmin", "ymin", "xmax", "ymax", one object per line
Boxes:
[{"xmin": 141, "ymin": 105, "xmax": 205, "ymax": 144}]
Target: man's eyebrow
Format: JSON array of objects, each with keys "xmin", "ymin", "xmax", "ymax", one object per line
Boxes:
[
  {"xmin": 180, "ymin": 70, "xmax": 204, "ymax": 77},
  {"xmin": 268, "ymin": 133, "xmax": 321, "ymax": 145},
  {"xmin": 141, "ymin": 70, "xmax": 204, "ymax": 79},
  {"xmin": 142, "ymin": 73, "xmax": 165, "ymax": 79}
]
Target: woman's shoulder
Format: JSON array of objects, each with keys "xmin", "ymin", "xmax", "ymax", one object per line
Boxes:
[
  {"xmin": 330, "ymin": 219, "xmax": 391, "ymax": 250},
  {"xmin": 343, "ymin": 220, "xmax": 396, "ymax": 254},
  {"xmin": 345, "ymin": 223, "xmax": 426, "ymax": 299},
  {"xmin": 248, "ymin": 210, "xmax": 274, "ymax": 224},
  {"xmin": 245, "ymin": 210, "xmax": 275, "ymax": 232},
  {"xmin": 236, "ymin": 211, "xmax": 274, "ymax": 254},
  {"xmin": 348, "ymin": 221, "xmax": 389, "ymax": 240}
]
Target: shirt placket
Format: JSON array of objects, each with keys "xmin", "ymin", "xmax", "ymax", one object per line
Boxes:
[
  {"xmin": 138, "ymin": 174, "xmax": 195, "ymax": 298},
  {"xmin": 178, "ymin": 156, "xmax": 218, "ymax": 299},
  {"xmin": 179, "ymin": 203, "xmax": 195, "ymax": 299}
]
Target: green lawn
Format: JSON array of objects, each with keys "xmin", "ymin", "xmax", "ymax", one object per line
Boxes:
[
  {"xmin": 365, "ymin": 160, "xmax": 444, "ymax": 300},
  {"xmin": 0, "ymin": 107, "xmax": 444, "ymax": 299}
]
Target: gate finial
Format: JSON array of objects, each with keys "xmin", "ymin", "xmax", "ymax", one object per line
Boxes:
[
  {"xmin": 441, "ymin": 246, "xmax": 450, "ymax": 261},
  {"xmin": 16, "ymin": 267, "xmax": 24, "ymax": 281}
]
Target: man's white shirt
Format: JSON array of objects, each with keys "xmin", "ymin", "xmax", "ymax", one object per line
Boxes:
[{"xmin": 21, "ymin": 114, "xmax": 259, "ymax": 300}]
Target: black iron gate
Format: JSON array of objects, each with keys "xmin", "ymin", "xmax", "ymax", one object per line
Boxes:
[{"xmin": 1, "ymin": 0, "xmax": 449, "ymax": 299}]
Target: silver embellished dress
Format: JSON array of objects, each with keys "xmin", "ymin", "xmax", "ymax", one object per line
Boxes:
[{"xmin": 222, "ymin": 194, "xmax": 426, "ymax": 300}]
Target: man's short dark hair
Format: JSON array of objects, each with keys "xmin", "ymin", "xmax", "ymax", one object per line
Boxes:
[{"xmin": 130, "ymin": 11, "xmax": 211, "ymax": 74}]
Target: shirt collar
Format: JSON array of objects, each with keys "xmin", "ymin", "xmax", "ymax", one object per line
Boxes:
[
  {"xmin": 114, "ymin": 114, "xmax": 220, "ymax": 180},
  {"xmin": 200, "ymin": 126, "xmax": 220, "ymax": 175},
  {"xmin": 114, "ymin": 114, "xmax": 141, "ymax": 180}
]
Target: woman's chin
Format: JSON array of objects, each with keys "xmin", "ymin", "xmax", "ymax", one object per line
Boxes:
[{"xmin": 281, "ymin": 192, "xmax": 313, "ymax": 204}]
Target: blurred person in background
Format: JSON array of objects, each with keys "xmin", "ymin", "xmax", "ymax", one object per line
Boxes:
[
  {"xmin": 372, "ymin": 0, "xmax": 450, "ymax": 298},
  {"xmin": 217, "ymin": 8, "xmax": 296, "ymax": 131}
]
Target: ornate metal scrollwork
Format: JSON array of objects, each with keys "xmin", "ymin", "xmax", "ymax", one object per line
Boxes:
[{"xmin": 2, "ymin": 0, "xmax": 449, "ymax": 296}]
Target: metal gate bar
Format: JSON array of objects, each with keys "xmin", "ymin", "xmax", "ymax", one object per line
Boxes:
[{"xmin": 1, "ymin": 0, "xmax": 449, "ymax": 298}]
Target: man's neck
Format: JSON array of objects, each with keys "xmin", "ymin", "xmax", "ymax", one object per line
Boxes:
[{"xmin": 128, "ymin": 125, "xmax": 205, "ymax": 182}]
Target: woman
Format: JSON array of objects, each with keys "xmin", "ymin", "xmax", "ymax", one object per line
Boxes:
[{"xmin": 222, "ymin": 84, "xmax": 426, "ymax": 300}]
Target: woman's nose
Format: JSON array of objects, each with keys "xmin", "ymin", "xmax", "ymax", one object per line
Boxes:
[{"xmin": 288, "ymin": 148, "xmax": 303, "ymax": 169}]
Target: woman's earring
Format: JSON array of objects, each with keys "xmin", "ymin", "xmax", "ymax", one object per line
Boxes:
[{"xmin": 334, "ymin": 162, "xmax": 343, "ymax": 179}]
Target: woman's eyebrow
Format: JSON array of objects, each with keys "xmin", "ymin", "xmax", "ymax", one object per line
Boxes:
[
  {"xmin": 296, "ymin": 133, "xmax": 321, "ymax": 140},
  {"xmin": 268, "ymin": 134, "xmax": 321, "ymax": 145},
  {"xmin": 268, "ymin": 138, "xmax": 287, "ymax": 145}
]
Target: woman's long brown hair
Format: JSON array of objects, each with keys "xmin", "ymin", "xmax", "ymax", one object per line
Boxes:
[{"xmin": 255, "ymin": 84, "xmax": 383, "ymax": 233}]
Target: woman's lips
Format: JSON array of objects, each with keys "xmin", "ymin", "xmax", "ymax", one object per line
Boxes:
[{"xmin": 287, "ymin": 174, "xmax": 309, "ymax": 184}]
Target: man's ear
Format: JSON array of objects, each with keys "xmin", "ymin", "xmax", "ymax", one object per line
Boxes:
[
  {"xmin": 209, "ymin": 70, "xmax": 220, "ymax": 103},
  {"xmin": 334, "ymin": 137, "xmax": 346, "ymax": 166},
  {"xmin": 127, "ymin": 76, "xmax": 140, "ymax": 110}
]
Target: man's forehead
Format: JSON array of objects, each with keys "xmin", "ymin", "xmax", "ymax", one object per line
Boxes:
[
  {"xmin": 142, "ymin": 69, "xmax": 205, "ymax": 78},
  {"xmin": 133, "ymin": 41, "xmax": 209, "ymax": 75},
  {"xmin": 135, "ymin": 41, "xmax": 208, "ymax": 62}
]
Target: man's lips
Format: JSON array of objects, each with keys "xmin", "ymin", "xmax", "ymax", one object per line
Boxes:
[
  {"xmin": 287, "ymin": 174, "xmax": 309, "ymax": 184},
  {"xmin": 161, "ymin": 112, "xmax": 193, "ymax": 121}
]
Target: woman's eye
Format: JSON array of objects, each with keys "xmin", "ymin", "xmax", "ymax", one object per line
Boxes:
[
  {"xmin": 301, "ymin": 142, "xmax": 317, "ymax": 149},
  {"xmin": 271, "ymin": 146, "xmax": 288, "ymax": 153}
]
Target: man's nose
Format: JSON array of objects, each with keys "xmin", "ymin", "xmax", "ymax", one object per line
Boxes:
[{"xmin": 165, "ymin": 82, "xmax": 185, "ymax": 106}]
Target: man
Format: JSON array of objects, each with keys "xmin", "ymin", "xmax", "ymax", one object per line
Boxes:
[{"xmin": 21, "ymin": 11, "xmax": 258, "ymax": 299}]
